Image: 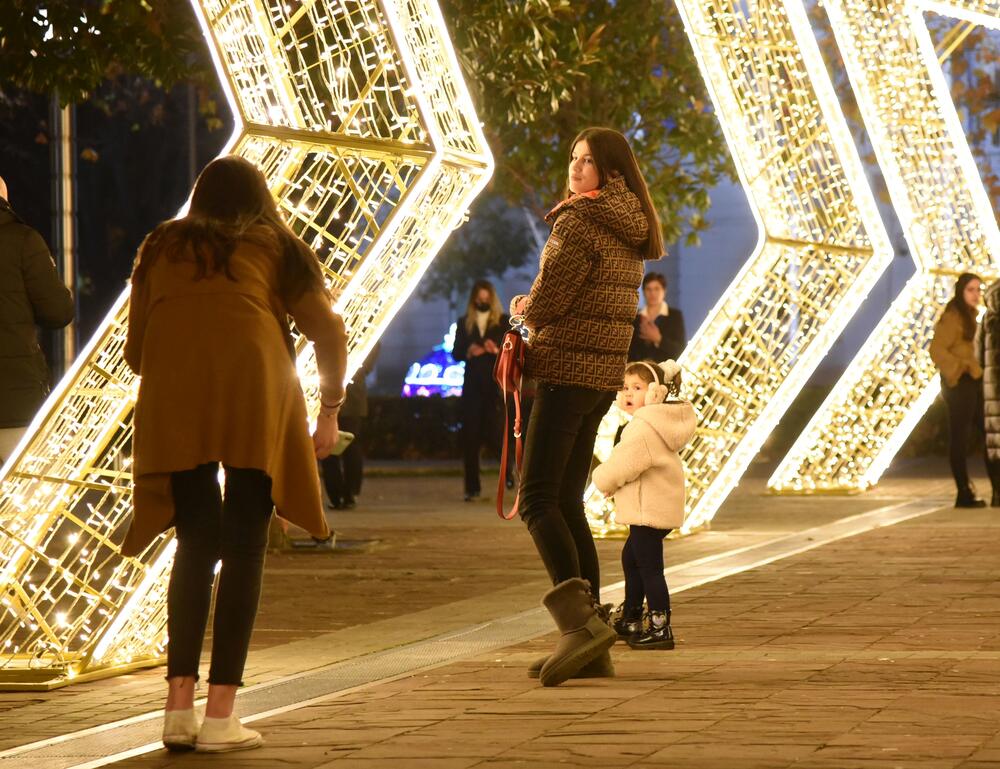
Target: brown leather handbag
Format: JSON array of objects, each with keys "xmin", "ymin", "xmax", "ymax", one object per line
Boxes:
[{"xmin": 492, "ymin": 318, "xmax": 526, "ymax": 519}]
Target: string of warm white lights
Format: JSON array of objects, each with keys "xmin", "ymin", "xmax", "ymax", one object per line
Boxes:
[
  {"xmin": 769, "ymin": 1, "xmax": 1000, "ymax": 493},
  {"xmin": 0, "ymin": 0, "xmax": 492, "ymax": 688},
  {"xmin": 586, "ymin": 0, "xmax": 894, "ymax": 536}
]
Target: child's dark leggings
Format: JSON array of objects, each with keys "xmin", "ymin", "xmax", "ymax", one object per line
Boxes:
[
  {"xmin": 622, "ymin": 525, "xmax": 670, "ymax": 613},
  {"xmin": 166, "ymin": 463, "xmax": 274, "ymax": 686}
]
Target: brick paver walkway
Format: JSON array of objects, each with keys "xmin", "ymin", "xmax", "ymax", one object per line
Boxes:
[
  {"xmin": 2, "ymin": 458, "xmax": 998, "ymax": 768},
  {"xmin": 113, "ymin": 502, "xmax": 1000, "ymax": 769}
]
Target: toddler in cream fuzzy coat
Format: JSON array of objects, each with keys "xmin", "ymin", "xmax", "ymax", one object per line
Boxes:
[{"xmin": 592, "ymin": 359, "xmax": 696, "ymax": 649}]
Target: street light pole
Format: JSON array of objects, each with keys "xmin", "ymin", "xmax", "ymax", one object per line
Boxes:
[{"xmin": 49, "ymin": 92, "xmax": 78, "ymax": 374}]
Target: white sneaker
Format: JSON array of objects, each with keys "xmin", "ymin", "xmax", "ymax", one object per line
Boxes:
[
  {"xmin": 195, "ymin": 714, "xmax": 263, "ymax": 753},
  {"xmin": 162, "ymin": 708, "xmax": 199, "ymax": 751}
]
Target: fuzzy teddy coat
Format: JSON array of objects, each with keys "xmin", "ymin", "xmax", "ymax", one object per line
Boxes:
[{"xmin": 591, "ymin": 400, "xmax": 697, "ymax": 530}]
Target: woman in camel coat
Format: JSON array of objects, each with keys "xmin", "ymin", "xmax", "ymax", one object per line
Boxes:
[
  {"xmin": 930, "ymin": 272, "xmax": 988, "ymax": 507},
  {"xmin": 124, "ymin": 157, "xmax": 347, "ymax": 752}
]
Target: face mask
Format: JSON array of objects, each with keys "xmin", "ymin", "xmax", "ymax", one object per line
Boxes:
[{"xmin": 475, "ymin": 301, "xmax": 491, "ymax": 312}]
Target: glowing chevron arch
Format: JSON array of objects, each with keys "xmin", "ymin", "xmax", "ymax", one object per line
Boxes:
[
  {"xmin": 0, "ymin": 0, "xmax": 492, "ymax": 688},
  {"xmin": 770, "ymin": 1, "xmax": 1000, "ymax": 493},
  {"xmin": 587, "ymin": 0, "xmax": 894, "ymax": 535}
]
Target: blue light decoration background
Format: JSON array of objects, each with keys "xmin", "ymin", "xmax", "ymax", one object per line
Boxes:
[{"xmin": 401, "ymin": 322, "xmax": 465, "ymax": 397}]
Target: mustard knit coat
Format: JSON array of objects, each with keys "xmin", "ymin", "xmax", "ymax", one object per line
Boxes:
[
  {"xmin": 122, "ymin": 224, "xmax": 346, "ymax": 556},
  {"xmin": 930, "ymin": 307, "xmax": 982, "ymax": 388}
]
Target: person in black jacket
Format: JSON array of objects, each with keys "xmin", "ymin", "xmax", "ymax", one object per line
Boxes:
[
  {"xmin": 321, "ymin": 343, "xmax": 379, "ymax": 509},
  {"xmin": 452, "ymin": 280, "xmax": 510, "ymax": 501},
  {"xmin": 977, "ymin": 279, "xmax": 1000, "ymax": 506},
  {"xmin": 0, "ymin": 176, "xmax": 75, "ymax": 464},
  {"xmin": 629, "ymin": 272, "xmax": 685, "ymax": 362}
]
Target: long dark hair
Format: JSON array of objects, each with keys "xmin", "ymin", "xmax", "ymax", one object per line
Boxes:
[
  {"xmin": 943, "ymin": 272, "xmax": 981, "ymax": 340},
  {"xmin": 132, "ymin": 156, "xmax": 325, "ymax": 305},
  {"xmin": 563, "ymin": 127, "xmax": 664, "ymax": 261}
]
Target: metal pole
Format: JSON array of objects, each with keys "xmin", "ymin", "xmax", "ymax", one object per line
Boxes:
[
  {"xmin": 187, "ymin": 82, "xmax": 198, "ymax": 187},
  {"xmin": 49, "ymin": 93, "xmax": 77, "ymax": 372}
]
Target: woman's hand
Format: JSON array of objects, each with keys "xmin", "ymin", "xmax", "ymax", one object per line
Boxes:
[
  {"xmin": 313, "ymin": 413, "xmax": 339, "ymax": 459},
  {"xmin": 484, "ymin": 339, "xmax": 500, "ymax": 355},
  {"xmin": 639, "ymin": 316, "xmax": 661, "ymax": 344},
  {"xmin": 468, "ymin": 343, "xmax": 486, "ymax": 357},
  {"xmin": 511, "ymin": 295, "xmax": 528, "ymax": 316}
]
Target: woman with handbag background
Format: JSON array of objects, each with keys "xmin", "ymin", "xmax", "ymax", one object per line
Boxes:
[
  {"xmin": 452, "ymin": 280, "xmax": 512, "ymax": 501},
  {"xmin": 123, "ymin": 156, "xmax": 348, "ymax": 752},
  {"xmin": 510, "ymin": 127, "xmax": 664, "ymax": 686}
]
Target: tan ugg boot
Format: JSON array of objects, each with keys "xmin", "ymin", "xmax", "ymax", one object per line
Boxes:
[
  {"xmin": 538, "ymin": 578, "xmax": 617, "ymax": 687},
  {"xmin": 527, "ymin": 649, "xmax": 614, "ymax": 679}
]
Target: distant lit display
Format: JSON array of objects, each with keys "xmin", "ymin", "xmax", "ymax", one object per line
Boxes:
[{"xmin": 402, "ymin": 322, "xmax": 464, "ymax": 397}]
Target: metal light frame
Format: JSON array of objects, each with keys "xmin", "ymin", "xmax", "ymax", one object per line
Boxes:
[
  {"xmin": 770, "ymin": 1, "xmax": 1000, "ymax": 493},
  {"xmin": 587, "ymin": 0, "xmax": 894, "ymax": 535},
  {"xmin": 0, "ymin": 0, "xmax": 492, "ymax": 689}
]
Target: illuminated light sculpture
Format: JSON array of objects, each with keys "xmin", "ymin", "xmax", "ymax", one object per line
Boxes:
[
  {"xmin": 586, "ymin": 0, "xmax": 895, "ymax": 536},
  {"xmin": 401, "ymin": 323, "xmax": 464, "ymax": 397},
  {"xmin": 0, "ymin": 0, "xmax": 491, "ymax": 689},
  {"xmin": 769, "ymin": 2, "xmax": 1000, "ymax": 494}
]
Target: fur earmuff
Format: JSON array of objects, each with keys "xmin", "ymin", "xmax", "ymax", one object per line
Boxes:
[
  {"xmin": 644, "ymin": 382, "xmax": 669, "ymax": 406},
  {"xmin": 658, "ymin": 360, "xmax": 681, "ymax": 382}
]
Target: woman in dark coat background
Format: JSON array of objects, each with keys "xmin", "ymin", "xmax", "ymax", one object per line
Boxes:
[
  {"xmin": 452, "ymin": 280, "xmax": 510, "ymax": 501},
  {"xmin": 629, "ymin": 272, "xmax": 685, "ymax": 362}
]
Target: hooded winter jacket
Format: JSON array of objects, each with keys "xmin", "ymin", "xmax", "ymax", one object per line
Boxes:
[
  {"xmin": 0, "ymin": 202, "xmax": 74, "ymax": 427},
  {"xmin": 591, "ymin": 399, "xmax": 697, "ymax": 530},
  {"xmin": 978, "ymin": 281, "xmax": 1000, "ymax": 462},
  {"xmin": 521, "ymin": 176, "xmax": 655, "ymax": 391}
]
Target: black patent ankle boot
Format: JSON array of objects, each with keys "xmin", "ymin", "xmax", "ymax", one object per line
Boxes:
[
  {"xmin": 611, "ymin": 602, "xmax": 643, "ymax": 639},
  {"xmin": 627, "ymin": 611, "xmax": 675, "ymax": 650}
]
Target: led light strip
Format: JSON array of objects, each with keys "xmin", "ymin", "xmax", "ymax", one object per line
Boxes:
[
  {"xmin": 587, "ymin": 0, "xmax": 893, "ymax": 535},
  {"xmin": 769, "ymin": 1, "xmax": 1000, "ymax": 493},
  {"xmin": 0, "ymin": 0, "xmax": 492, "ymax": 687}
]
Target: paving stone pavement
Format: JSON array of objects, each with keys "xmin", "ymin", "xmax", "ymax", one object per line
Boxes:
[
  {"xmin": 2, "ymin": 457, "xmax": 998, "ymax": 768},
  {"xmin": 109, "ymin": 500, "xmax": 1000, "ymax": 769}
]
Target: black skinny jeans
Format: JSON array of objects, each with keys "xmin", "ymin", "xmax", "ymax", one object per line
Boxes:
[
  {"xmin": 167, "ymin": 463, "xmax": 274, "ymax": 685},
  {"xmin": 622, "ymin": 525, "xmax": 670, "ymax": 614},
  {"xmin": 941, "ymin": 374, "xmax": 989, "ymax": 493},
  {"xmin": 518, "ymin": 384, "xmax": 614, "ymax": 597}
]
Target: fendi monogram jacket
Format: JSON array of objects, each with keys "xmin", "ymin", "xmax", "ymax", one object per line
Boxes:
[{"xmin": 522, "ymin": 176, "xmax": 654, "ymax": 391}]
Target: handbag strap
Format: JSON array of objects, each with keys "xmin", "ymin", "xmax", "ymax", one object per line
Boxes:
[
  {"xmin": 496, "ymin": 386, "xmax": 523, "ymax": 520},
  {"xmin": 495, "ymin": 327, "xmax": 525, "ymax": 520}
]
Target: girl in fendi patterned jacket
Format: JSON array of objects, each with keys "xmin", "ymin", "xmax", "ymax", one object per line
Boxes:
[
  {"xmin": 512, "ymin": 127, "xmax": 664, "ymax": 686},
  {"xmin": 592, "ymin": 360, "xmax": 696, "ymax": 650}
]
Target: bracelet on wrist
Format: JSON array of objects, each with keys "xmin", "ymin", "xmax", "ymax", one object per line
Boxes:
[{"xmin": 321, "ymin": 395, "xmax": 346, "ymax": 410}]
